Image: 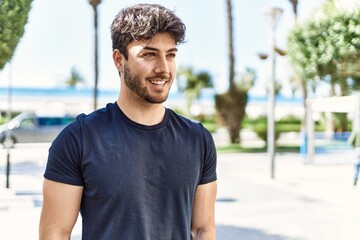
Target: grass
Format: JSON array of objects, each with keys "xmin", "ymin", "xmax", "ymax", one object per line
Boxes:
[
  {"xmin": 202, "ymin": 121, "xmax": 217, "ymax": 133},
  {"xmin": 216, "ymin": 144, "xmax": 300, "ymax": 154}
]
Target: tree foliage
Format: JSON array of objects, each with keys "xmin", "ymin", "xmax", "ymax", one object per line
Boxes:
[
  {"xmin": 215, "ymin": 68, "xmax": 256, "ymax": 144},
  {"xmin": 287, "ymin": 9, "xmax": 360, "ymax": 96},
  {"xmin": 0, "ymin": 0, "xmax": 33, "ymax": 70},
  {"xmin": 65, "ymin": 66, "xmax": 86, "ymax": 87},
  {"xmin": 177, "ymin": 66, "xmax": 213, "ymax": 117},
  {"xmin": 215, "ymin": 89, "xmax": 247, "ymax": 144}
]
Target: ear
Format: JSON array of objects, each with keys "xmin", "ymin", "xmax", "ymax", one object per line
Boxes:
[{"xmin": 112, "ymin": 49, "xmax": 125, "ymax": 74}]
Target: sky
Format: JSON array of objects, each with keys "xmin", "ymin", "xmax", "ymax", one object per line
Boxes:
[{"xmin": 0, "ymin": 0, "xmax": 338, "ymax": 97}]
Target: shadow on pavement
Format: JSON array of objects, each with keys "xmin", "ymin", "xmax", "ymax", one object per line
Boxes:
[
  {"xmin": 217, "ymin": 225, "xmax": 304, "ymax": 240},
  {"xmin": 69, "ymin": 226, "xmax": 302, "ymax": 240}
]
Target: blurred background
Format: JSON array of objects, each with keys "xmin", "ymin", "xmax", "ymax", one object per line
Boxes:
[{"xmin": 1, "ymin": 0, "xmax": 360, "ymax": 239}]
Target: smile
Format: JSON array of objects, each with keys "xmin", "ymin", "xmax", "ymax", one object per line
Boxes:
[{"xmin": 149, "ymin": 80, "xmax": 167, "ymax": 86}]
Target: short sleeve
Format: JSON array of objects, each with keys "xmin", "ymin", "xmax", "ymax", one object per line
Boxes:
[
  {"xmin": 43, "ymin": 119, "xmax": 84, "ymax": 186},
  {"xmin": 199, "ymin": 128, "xmax": 217, "ymax": 185}
]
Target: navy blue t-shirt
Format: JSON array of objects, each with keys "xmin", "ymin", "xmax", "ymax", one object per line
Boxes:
[{"xmin": 44, "ymin": 102, "xmax": 217, "ymax": 239}]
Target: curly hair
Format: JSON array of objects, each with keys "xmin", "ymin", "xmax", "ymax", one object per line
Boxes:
[{"xmin": 110, "ymin": 4, "xmax": 186, "ymax": 59}]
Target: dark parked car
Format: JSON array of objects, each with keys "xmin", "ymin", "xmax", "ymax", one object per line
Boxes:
[{"xmin": 0, "ymin": 112, "xmax": 75, "ymax": 147}]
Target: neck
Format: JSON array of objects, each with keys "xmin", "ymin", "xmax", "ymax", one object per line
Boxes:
[{"xmin": 116, "ymin": 95, "xmax": 166, "ymax": 126}]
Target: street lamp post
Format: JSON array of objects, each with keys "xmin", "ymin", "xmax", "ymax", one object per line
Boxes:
[
  {"xmin": 263, "ymin": 7, "xmax": 283, "ymax": 179},
  {"xmin": 5, "ymin": 63, "xmax": 13, "ymax": 188}
]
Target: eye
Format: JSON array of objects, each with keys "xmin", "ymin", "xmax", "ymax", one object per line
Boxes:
[
  {"xmin": 143, "ymin": 52, "xmax": 156, "ymax": 58},
  {"xmin": 167, "ymin": 52, "xmax": 177, "ymax": 58}
]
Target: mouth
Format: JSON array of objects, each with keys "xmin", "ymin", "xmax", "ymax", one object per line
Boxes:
[
  {"xmin": 148, "ymin": 75, "xmax": 171, "ymax": 87},
  {"xmin": 149, "ymin": 79, "xmax": 167, "ymax": 86}
]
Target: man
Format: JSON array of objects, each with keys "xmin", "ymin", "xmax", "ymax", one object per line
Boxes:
[
  {"xmin": 39, "ymin": 3, "xmax": 217, "ymax": 240},
  {"xmin": 349, "ymin": 130, "xmax": 360, "ymax": 186}
]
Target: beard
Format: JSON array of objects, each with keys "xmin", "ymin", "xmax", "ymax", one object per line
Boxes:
[{"xmin": 123, "ymin": 64, "xmax": 172, "ymax": 104}]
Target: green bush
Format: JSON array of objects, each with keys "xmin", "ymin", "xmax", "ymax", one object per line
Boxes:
[
  {"xmin": 0, "ymin": 117, "xmax": 6, "ymax": 125},
  {"xmin": 250, "ymin": 119, "xmax": 281, "ymax": 145},
  {"xmin": 278, "ymin": 115, "xmax": 302, "ymax": 125},
  {"xmin": 246, "ymin": 115, "xmax": 302, "ymax": 145},
  {"xmin": 200, "ymin": 116, "xmax": 217, "ymax": 133}
]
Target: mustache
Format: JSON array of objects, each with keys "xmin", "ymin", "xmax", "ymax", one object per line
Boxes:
[{"xmin": 146, "ymin": 74, "xmax": 172, "ymax": 81}]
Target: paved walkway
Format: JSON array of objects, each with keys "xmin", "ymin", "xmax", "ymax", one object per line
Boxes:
[{"xmin": 1, "ymin": 143, "xmax": 360, "ymax": 239}]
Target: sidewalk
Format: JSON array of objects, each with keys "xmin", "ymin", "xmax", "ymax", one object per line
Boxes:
[
  {"xmin": 216, "ymin": 152, "xmax": 360, "ymax": 240},
  {"xmin": 1, "ymin": 143, "xmax": 360, "ymax": 239}
]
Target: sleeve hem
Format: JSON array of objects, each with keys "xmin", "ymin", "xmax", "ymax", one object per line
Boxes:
[
  {"xmin": 44, "ymin": 172, "xmax": 84, "ymax": 186},
  {"xmin": 199, "ymin": 176, "xmax": 217, "ymax": 185}
]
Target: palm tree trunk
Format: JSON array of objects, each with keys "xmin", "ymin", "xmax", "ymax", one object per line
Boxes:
[
  {"xmin": 226, "ymin": 0, "xmax": 235, "ymax": 91},
  {"xmin": 288, "ymin": 0, "xmax": 298, "ymax": 24},
  {"xmin": 88, "ymin": 0, "xmax": 101, "ymax": 110},
  {"xmin": 92, "ymin": 4, "xmax": 99, "ymax": 110}
]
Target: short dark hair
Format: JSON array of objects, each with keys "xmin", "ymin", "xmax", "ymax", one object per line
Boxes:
[{"xmin": 110, "ymin": 3, "xmax": 186, "ymax": 59}]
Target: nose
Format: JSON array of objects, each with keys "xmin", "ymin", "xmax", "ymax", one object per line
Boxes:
[{"xmin": 154, "ymin": 55, "xmax": 170, "ymax": 74}]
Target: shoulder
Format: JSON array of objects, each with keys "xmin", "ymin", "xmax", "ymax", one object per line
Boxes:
[
  {"xmin": 70, "ymin": 103, "xmax": 120, "ymax": 133},
  {"xmin": 76, "ymin": 103, "xmax": 116, "ymax": 124},
  {"xmin": 167, "ymin": 109, "xmax": 212, "ymax": 138},
  {"xmin": 57, "ymin": 103, "xmax": 118, "ymax": 141},
  {"xmin": 168, "ymin": 109, "xmax": 200, "ymax": 128}
]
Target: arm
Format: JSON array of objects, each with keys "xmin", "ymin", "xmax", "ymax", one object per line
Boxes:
[
  {"xmin": 191, "ymin": 181, "xmax": 217, "ymax": 240},
  {"xmin": 39, "ymin": 179, "xmax": 83, "ymax": 240}
]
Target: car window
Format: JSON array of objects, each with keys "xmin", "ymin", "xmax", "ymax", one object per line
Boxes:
[
  {"xmin": 38, "ymin": 117, "xmax": 75, "ymax": 127},
  {"xmin": 20, "ymin": 118, "xmax": 35, "ymax": 129}
]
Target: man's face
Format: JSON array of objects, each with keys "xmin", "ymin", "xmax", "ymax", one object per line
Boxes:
[{"xmin": 120, "ymin": 33, "xmax": 178, "ymax": 104}]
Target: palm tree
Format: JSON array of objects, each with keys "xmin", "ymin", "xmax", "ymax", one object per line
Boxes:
[
  {"xmin": 286, "ymin": 0, "xmax": 308, "ymax": 128},
  {"xmin": 88, "ymin": 0, "xmax": 101, "ymax": 110},
  {"xmin": 288, "ymin": 0, "xmax": 298, "ymax": 24},
  {"xmin": 177, "ymin": 66, "xmax": 213, "ymax": 117},
  {"xmin": 215, "ymin": 0, "xmax": 250, "ymax": 144},
  {"xmin": 287, "ymin": 0, "xmax": 311, "ymax": 134},
  {"xmin": 65, "ymin": 66, "xmax": 86, "ymax": 87},
  {"xmin": 286, "ymin": 0, "xmax": 304, "ymax": 104},
  {"xmin": 286, "ymin": 0, "xmax": 305, "ymax": 105},
  {"xmin": 226, "ymin": 0, "xmax": 235, "ymax": 91}
]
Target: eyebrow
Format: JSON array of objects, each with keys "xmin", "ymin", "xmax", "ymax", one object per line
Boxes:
[{"xmin": 143, "ymin": 46, "xmax": 178, "ymax": 52}]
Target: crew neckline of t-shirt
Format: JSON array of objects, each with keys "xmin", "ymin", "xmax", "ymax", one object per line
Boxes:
[{"xmin": 112, "ymin": 102, "xmax": 170, "ymax": 131}]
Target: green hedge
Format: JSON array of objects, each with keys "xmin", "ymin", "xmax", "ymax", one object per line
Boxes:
[{"xmin": 244, "ymin": 115, "xmax": 301, "ymax": 144}]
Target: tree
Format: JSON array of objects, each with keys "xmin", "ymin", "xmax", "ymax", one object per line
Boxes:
[
  {"xmin": 285, "ymin": 0, "xmax": 309, "ymax": 122},
  {"xmin": 216, "ymin": 68, "xmax": 256, "ymax": 143},
  {"xmin": 214, "ymin": 0, "xmax": 258, "ymax": 144},
  {"xmin": 0, "ymin": 0, "xmax": 33, "ymax": 70},
  {"xmin": 287, "ymin": 0, "xmax": 298, "ymax": 24},
  {"xmin": 88, "ymin": 0, "xmax": 101, "ymax": 110},
  {"xmin": 288, "ymin": 8, "xmax": 360, "ymax": 96},
  {"xmin": 65, "ymin": 66, "xmax": 86, "ymax": 87},
  {"xmin": 226, "ymin": 0, "xmax": 235, "ymax": 91},
  {"xmin": 176, "ymin": 66, "xmax": 213, "ymax": 117},
  {"xmin": 287, "ymin": 7, "xmax": 360, "ymax": 131}
]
